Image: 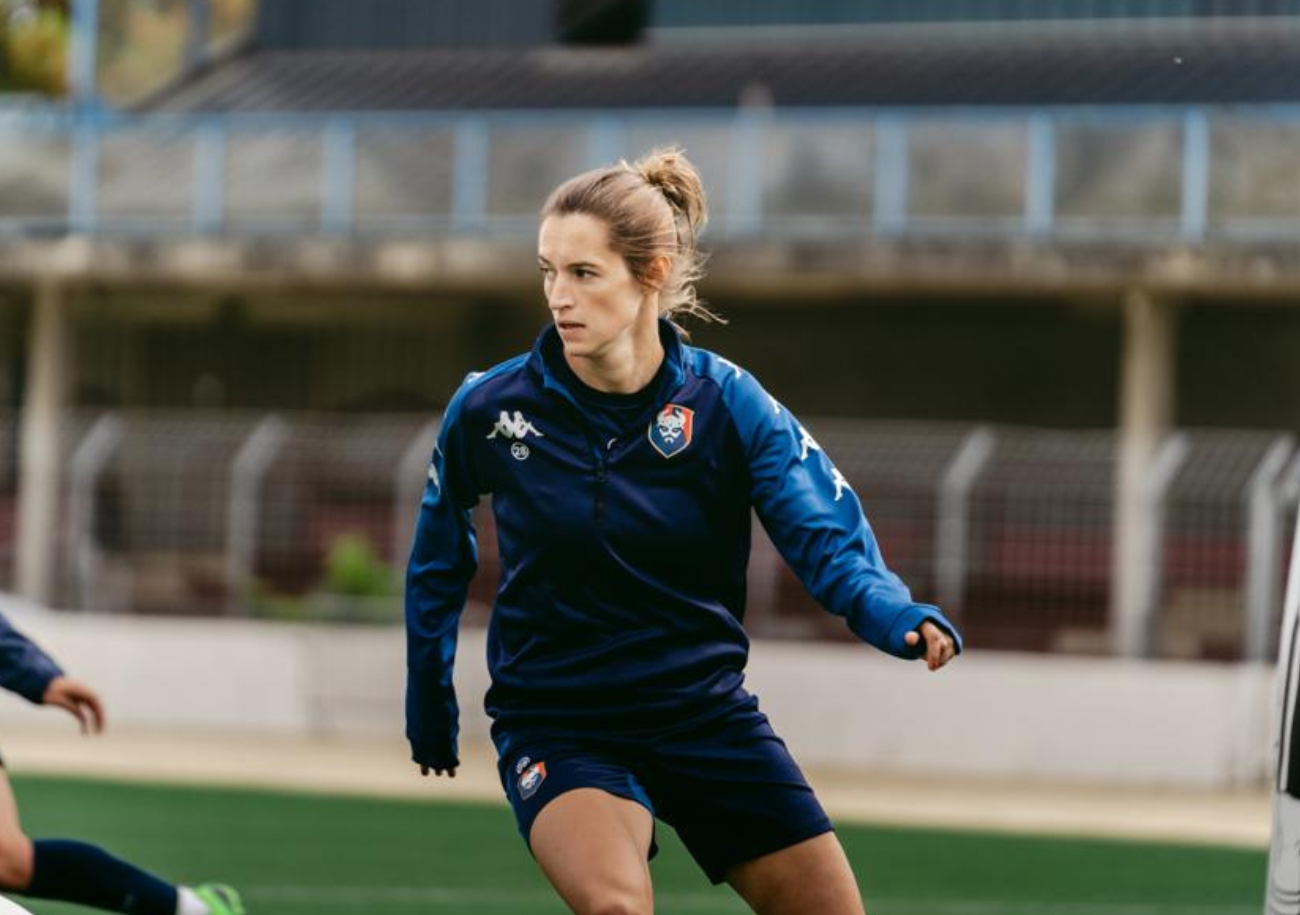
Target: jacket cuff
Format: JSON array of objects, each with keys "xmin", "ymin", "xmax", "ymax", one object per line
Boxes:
[{"xmin": 17, "ymin": 665, "xmax": 62, "ymax": 705}]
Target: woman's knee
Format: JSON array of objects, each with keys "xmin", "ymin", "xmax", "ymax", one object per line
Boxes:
[
  {"xmin": 0, "ymin": 833, "xmax": 34, "ymax": 890},
  {"xmin": 555, "ymin": 865, "xmax": 653, "ymax": 915},
  {"xmin": 582, "ymin": 890, "xmax": 653, "ymax": 915}
]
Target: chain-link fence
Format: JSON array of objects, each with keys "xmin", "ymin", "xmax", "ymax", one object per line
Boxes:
[
  {"xmin": 0, "ymin": 409, "xmax": 16, "ymax": 594},
  {"xmin": 1159, "ymin": 431, "xmax": 1297, "ymax": 660},
  {"xmin": 3, "ymin": 409, "xmax": 1296, "ymax": 659},
  {"xmin": 962, "ymin": 429, "xmax": 1116, "ymax": 653}
]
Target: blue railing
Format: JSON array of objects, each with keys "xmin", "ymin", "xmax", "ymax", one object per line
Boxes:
[{"xmin": 3, "ymin": 103, "xmax": 1300, "ymax": 242}]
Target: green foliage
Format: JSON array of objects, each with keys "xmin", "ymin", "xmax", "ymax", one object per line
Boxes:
[
  {"xmin": 324, "ymin": 531, "xmax": 397, "ymax": 598},
  {"xmin": 242, "ymin": 532, "xmax": 401, "ymax": 624},
  {"xmin": 0, "ymin": 0, "xmax": 256, "ymax": 103},
  {"xmin": 3, "ymin": 7, "xmax": 68, "ymax": 96}
]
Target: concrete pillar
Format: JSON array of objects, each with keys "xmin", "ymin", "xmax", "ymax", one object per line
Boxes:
[
  {"xmin": 16, "ymin": 281, "xmax": 72, "ymax": 606},
  {"xmin": 1112, "ymin": 288, "xmax": 1178, "ymax": 658}
]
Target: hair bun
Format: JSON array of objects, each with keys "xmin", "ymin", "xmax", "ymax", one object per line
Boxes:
[{"xmin": 632, "ymin": 147, "xmax": 708, "ymax": 240}]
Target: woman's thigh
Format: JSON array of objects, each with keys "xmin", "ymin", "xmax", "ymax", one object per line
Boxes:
[
  {"xmin": 726, "ymin": 831, "xmax": 865, "ymax": 915},
  {"xmin": 530, "ymin": 788, "xmax": 655, "ymax": 915}
]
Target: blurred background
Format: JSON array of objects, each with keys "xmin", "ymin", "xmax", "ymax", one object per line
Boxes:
[{"xmin": 0, "ymin": 2, "xmax": 1296, "ymax": 912}]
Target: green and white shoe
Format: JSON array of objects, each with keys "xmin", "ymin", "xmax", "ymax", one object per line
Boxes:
[{"xmin": 194, "ymin": 883, "xmax": 245, "ymax": 915}]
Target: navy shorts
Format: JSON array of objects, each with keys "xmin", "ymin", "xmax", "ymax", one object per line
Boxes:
[{"xmin": 495, "ymin": 704, "xmax": 833, "ymax": 884}]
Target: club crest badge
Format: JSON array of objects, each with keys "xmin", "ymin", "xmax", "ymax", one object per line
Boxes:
[
  {"xmin": 648, "ymin": 404, "xmax": 695, "ymax": 459},
  {"xmin": 518, "ymin": 761, "xmax": 547, "ymax": 800}
]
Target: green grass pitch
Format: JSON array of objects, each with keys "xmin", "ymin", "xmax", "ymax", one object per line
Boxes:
[{"xmin": 6, "ymin": 774, "xmax": 1266, "ymax": 914}]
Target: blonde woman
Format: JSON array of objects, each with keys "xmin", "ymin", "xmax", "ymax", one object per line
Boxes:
[{"xmin": 406, "ymin": 148, "xmax": 961, "ymax": 915}]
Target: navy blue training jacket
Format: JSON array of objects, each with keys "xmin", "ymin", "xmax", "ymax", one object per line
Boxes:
[
  {"xmin": 0, "ymin": 611, "xmax": 64, "ymax": 705},
  {"xmin": 405, "ymin": 322, "xmax": 962, "ymax": 770}
]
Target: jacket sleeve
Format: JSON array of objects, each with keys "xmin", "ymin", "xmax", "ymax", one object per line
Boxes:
[
  {"xmin": 0, "ymin": 612, "xmax": 64, "ymax": 704},
  {"xmin": 723, "ymin": 370, "xmax": 963, "ymax": 659},
  {"xmin": 404, "ymin": 382, "xmax": 482, "ymax": 769}
]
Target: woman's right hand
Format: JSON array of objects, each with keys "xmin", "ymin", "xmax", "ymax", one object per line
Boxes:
[{"xmin": 419, "ymin": 764, "xmax": 457, "ymax": 779}]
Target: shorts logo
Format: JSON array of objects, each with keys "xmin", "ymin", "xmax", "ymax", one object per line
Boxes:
[
  {"xmin": 515, "ymin": 756, "xmax": 531, "ymax": 775},
  {"xmin": 648, "ymin": 404, "xmax": 694, "ymax": 459},
  {"xmin": 518, "ymin": 761, "xmax": 547, "ymax": 800}
]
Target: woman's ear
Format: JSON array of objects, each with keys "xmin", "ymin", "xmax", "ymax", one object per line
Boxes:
[{"xmin": 644, "ymin": 255, "xmax": 672, "ymax": 291}]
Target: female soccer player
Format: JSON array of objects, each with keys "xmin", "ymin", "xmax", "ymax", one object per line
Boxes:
[
  {"xmin": 406, "ymin": 147, "xmax": 961, "ymax": 915},
  {"xmin": 0, "ymin": 612, "xmax": 243, "ymax": 915}
]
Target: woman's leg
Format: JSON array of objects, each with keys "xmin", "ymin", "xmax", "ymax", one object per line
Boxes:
[
  {"xmin": 726, "ymin": 832, "xmax": 866, "ymax": 915},
  {"xmin": 0, "ymin": 767, "xmax": 185, "ymax": 915},
  {"xmin": 0, "ymin": 769, "xmax": 33, "ymax": 891},
  {"xmin": 530, "ymin": 787, "xmax": 656, "ymax": 915}
]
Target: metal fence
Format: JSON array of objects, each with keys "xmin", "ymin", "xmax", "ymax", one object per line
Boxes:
[
  {"xmin": 0, "ymin": 409, "xmax": 16, "ymax": 594},
  {"xmin": 0, "ymin": 409, "xmax": 1295, "ymax": 659},
  {"xmin": 8, "ymin": 104, "xmax": 1300, "ymax": 241}
]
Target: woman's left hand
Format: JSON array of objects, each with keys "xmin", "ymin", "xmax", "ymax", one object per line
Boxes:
[
  {"xmin": 905, "ymin": 621, "xmax": 958, "ymax": 672},
  {"xmin": 42, "ymin": 676, "xmax": 106, "ymax": 734}
]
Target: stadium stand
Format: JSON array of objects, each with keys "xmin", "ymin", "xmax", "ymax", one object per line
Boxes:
[{"xmin": 3, "ymin": 0, "xmax": 1300, "ymax": 662}]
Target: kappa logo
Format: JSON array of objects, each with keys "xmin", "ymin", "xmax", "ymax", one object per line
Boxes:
[
  {"xmin": 426, "ymin": 445, "xmax": 442, "ymax": 491},
  {"xmin": 648, "ymin": 404, "xmax": 695, "ymax": 459},
  {"xmin": 487, "ymin": 410, "xmax": 544, "ymax": 441},
  {"xmin": 831, "ymin": 467, "xmax": 849, "ymax": 502},
  {"xmin": 797, "ymin": 424, "xmax": 821, "ymax": 462},
  {"xmin": 518, "ymin": 761, "xmax": 547, "ymax": 801}
]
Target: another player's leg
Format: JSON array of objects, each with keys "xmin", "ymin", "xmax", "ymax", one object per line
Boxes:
[
  {"xmin": 0, "ymin": 767, "xmax": 34, "ymax": 897},
  {"xmin": 725, "ymin": 831, "xmax": 866, "ymax": 915},
  {"xmin": 0, "ymin": 766, "xmax": 243, "ymax": 915},
  {"xmin": 530, "ymin": 788, "xmax": 655, "ymax": 915}
]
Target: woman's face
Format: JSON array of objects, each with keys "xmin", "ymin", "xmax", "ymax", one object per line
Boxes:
[{"xmin": 538, "ymin": 212, "xmax": 656, "ymax": 360}]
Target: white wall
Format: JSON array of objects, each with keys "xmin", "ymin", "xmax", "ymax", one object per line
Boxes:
[{"xmin": 0, "ymin": 595, "xmax": 1276, "ymax": 789}]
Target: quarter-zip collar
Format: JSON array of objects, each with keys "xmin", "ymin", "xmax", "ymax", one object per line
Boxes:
[{"xmin": 528, "ymin": 318, "xmax": 688, "ymax": 410}]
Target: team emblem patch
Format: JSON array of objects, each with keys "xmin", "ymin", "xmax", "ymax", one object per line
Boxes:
[
  {"xmin": 518, "ymin": 761, "xmax": 547, "ymax": 800},
  {"xmin": 648, "ymin": 404, "xmax": 695, "ymax": 458}
]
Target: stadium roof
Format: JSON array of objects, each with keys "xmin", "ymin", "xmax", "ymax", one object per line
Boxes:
[{"xmin": 141, "ymin": 23, "xmax": 1300, "ymax": 112}]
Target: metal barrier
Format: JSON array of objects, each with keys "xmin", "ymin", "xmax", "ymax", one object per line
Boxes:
[
  {"xmin": 1, "ymin": 409, "xmax": 1290, "ymax": 660},
  {"xmin": 8, "ymin": 104, "xmax": 1300, "ymax": 241},
  {"xmin": 0, "ymin": 409, "xmax": 15, "ymax": 593},
  {"xmin": 1160, "ymin": 431, "xmax": 1297, "ymax": 660}
]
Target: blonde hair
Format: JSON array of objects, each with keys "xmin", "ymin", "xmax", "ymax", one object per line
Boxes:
[{"xmin": 540, "ymin": 146, "xmax": 722, "ymax": 328}]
